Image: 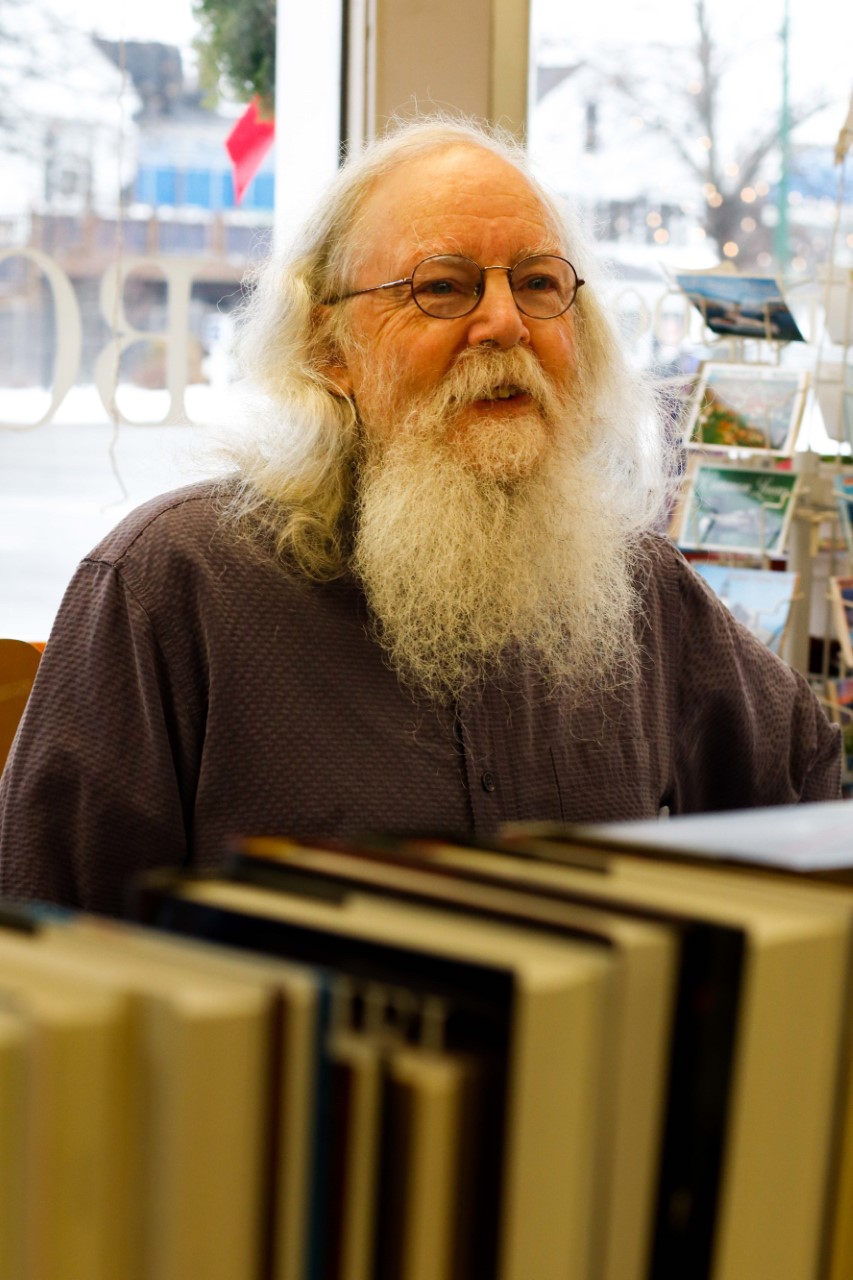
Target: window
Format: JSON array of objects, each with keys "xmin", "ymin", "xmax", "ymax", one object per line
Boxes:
[
  {"xmin": 0, "ymin": 0, "xmax": 275, "ymax": 639},
  {"xmin": 529, "ymin": 0, "xmax": 853, "ymax": 374}
]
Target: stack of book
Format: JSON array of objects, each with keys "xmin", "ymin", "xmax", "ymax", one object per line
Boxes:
[{"xmin": 4, "ymin": 800, "xmax": 853, "ymax": 1279}]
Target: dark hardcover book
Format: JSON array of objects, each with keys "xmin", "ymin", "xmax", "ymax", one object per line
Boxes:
[
  {"xmin": 489, "ymin": 822, "xmax": 851, "ymax": 1280},
  {"xmin": 225, "ymin": 834, "xmax": 744, "ymax": 1280},
  {"xmin": 504, "ymin": 810, "xmax": 853, "ymax": 1280},
  {"xmin": 128, "ymin": 867, "xmax": 614, "ymax": 1280}
]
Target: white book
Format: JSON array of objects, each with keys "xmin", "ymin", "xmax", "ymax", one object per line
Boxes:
[
  {"xmin": 0, "ymin": 949, "xmax": 135, "ymax": 1280},
  {"xmin": 48, "ymin": 915, "xmax": 330, "ymax": 1280},
  {"xmin": 0, "ymin": 1008, "xmax": 28, "ymax": 1280},
  {"xmin": 417, "ymin": 840, "xmax": 851, "ymax": 1280},
  {"xmin": 0, "ymin": 924, "xmax": 272, "ymax": 1280}
]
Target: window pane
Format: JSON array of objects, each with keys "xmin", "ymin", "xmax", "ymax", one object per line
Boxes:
[
  {"xmin": 0, "ymin": 0, "xmax": 275, "ymax": 639},
  {"xmin": 529, "ymin": 0, "xmax": 853, "ymax": 378}
]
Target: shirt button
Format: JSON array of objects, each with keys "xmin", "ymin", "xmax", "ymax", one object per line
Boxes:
[{"xmin": 481, "ymin": 771, "xmax": 497, "ymax": 793}]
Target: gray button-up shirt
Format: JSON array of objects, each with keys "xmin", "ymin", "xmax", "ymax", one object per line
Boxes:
[{"xmin": 0, "ymin": 481, "xmax": 841, "ymax": 915}]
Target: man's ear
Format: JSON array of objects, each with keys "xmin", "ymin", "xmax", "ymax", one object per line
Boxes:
[
  {"xmin": 321, "ymin": 355, "xmax": 354, "ymax": 398},
  {"xmin": 313, "ymin": 307, "xmax": 354, "ymax": 398}
]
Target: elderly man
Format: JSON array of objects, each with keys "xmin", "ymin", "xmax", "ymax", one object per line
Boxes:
[{"xmin": 0, "ymin": 118, "xmax": 841, "ymax": 914}]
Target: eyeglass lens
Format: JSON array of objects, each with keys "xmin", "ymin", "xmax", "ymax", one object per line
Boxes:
[{"xmin": 410, "ymin": 255, "xmax": 579, "ymax": 319}]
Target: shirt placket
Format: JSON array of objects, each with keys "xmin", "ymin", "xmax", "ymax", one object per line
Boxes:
[{"xmin": 456, "ymin": 685, "xmax": 522, "ymax": 837}]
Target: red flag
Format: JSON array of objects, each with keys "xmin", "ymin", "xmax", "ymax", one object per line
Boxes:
[{"xmin": 226, "ymin": 99, "xmax": 275, "ymax": 204}]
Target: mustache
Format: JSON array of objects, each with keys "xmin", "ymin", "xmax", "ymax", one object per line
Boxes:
[
  {"xmin": 441, "ymin": 346, "xmax": 554, "ymax": 406},
  {"xmin": 360, "ymin": 341, "xmax": 577, "ymax": 458}
]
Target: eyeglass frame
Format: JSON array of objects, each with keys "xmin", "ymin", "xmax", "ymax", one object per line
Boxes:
[{"xmin": 324, "ymin": 253, "xmax": 586, "ymax": 320}]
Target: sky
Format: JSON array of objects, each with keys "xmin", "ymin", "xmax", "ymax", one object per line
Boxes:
[
  {"xmin": 47, "ymin": 0, "xmax": 852, "ymax": 136},
  {"xmin": 53, "ymin": 0, "xmax": 852, "ymax": 94},
  {"xmin": 534, "ymin": 0, "xmax": 852, "ymax": 131},
  {"xmin": 52, "ymin": 0, "xmax": 199, "ymax": 47},
  {"xmin": 533, "ymin": 0, "xmax": 851, "ymax": 78},
  {"xmin": 47, "ymin": 0, "xmax": 851, "ymax": 175}
]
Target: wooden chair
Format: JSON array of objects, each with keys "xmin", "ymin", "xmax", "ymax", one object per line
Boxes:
[{"xmin": 0, "ymin": 640, "xmax": 42, "ymax": 773}]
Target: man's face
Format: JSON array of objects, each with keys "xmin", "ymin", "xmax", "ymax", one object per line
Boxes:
[{"xmin": 328, "ymin": 145, "xmax": 580, "ymax": 478}]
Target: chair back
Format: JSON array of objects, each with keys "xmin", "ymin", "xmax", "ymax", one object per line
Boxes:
[{"xmin": 0, "ymin": 640, "xmax": 42, "ymax": 773}]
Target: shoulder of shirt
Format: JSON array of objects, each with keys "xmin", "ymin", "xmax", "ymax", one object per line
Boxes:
[
  {"xmin": 77, "ymin": 479, "xmax": 355, "ymax": 609},
  {"xmin": 633, "ymin": 530, "xmax": 689, "ymax": 581},
  {"xmin": 631, "ymin": 532, "xmax": 728, "ymax": 620},
  {"xmin": 80, "ymin": 479, "xmax": 230, "ymax": 570}
]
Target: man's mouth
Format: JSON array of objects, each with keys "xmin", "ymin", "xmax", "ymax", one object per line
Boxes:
[{"xmin": 480, "ymin": 384, "xmax": 525, "ymax": 402}]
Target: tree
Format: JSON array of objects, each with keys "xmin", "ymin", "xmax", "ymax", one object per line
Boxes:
[
  {"xmin": 193, "ymin": 0, "xmax": 276, "ymax": 115},
  {"xmin": 581, "ymin": 0, "xmax": 832, "ymax": 261}
]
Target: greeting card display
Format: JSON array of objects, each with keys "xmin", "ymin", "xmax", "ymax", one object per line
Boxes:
[{"xmin": 816, "ymin": 366, "xmax": 853, "ymax": 443}]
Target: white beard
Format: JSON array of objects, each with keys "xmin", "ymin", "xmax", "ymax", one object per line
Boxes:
[{"xmin": 350, "ymin": 345, "xmax": 642, "ymax": 704}]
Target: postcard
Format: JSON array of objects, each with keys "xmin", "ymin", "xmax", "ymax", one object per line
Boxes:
[
  {"xmin": 673, "ymin": 271, "xmax": 805, "ymax": 343},
  {"xmin": 672, "ymin": 462, "xmax": 799, "ymax": 557},
  {"xmin": 818, "ymin": 266, "xmax": 853, "ymax": 345},
  {"xmin": 833, "ymin": 474, "xmax": 853, "ymax": 560},
  {"xmin": 826, "ymin": 676, "xmax": 853, "ymax": 776},
  {"xmin": 692, "ymin": 563, "xmax": 798, "ymax": 656},
  {"xmin": 829, "ymin": 576, "xmax": 853, "ymax": 671},
  {"xmin": 685, "ymin": 363, "xmax": 807, "ymax": 454},
  {"xmin": 815, "ymin": 365, "xmax": 853, "ymax": 443}
]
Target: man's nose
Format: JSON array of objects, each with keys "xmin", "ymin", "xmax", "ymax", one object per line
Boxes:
[{"xmin": 464, "ymin": 269, "xmax": 531, "ymax": 349}]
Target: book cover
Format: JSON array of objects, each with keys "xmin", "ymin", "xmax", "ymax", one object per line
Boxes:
[
  {"xmin": 130, "ymin": 871, "xmax": 615, "ymax": 1280},
  {"xmin": 376, "ymin": 1043, "xmax": 480, "ymax": 1280},
  {"xmin": 499, "ymin": 820, "xmax": 853, "ymax": 1280},
  {"xmin": 364, "ymin": 833, "xmax": 845, "ymax": 1280},
  {"xmin": 5, "ymin": 918, "xmax": 275, "ymax": 1280},
  {"xmin": 323, "ymin": 1016, "xmax": 385, "ymax": 1280},
  {"xmin": 0, "ymin": 1009, "xmax": 27, "ymax": 1280},
  {"xmin": 230, "ymin": 834, "xmax": 739, "ymax": 1280},
  {"xmin": 230, "ymin": 834, "xmax": 681, "ymax": 1280},
  {"xmin": 44, "ymin": 914, "xmax": 332, "ymax": 1280},
  {"xmin": 0, "ymin": 944, "xmax": 135, "ymax": 1280}
]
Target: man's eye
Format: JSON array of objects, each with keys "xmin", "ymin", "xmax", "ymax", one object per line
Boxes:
[
  {"xmin": 516, "ymin": 273, "xmax": 559, "ymax": 293},
  {"xmin": 417, "ymin": 277, "xmax": 467, "ymax": 297}
]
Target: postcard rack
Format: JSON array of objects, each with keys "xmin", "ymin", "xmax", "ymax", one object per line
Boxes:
[{"xmin": 669, "ymin": 257, "xmax": 853, "ymax": 686}]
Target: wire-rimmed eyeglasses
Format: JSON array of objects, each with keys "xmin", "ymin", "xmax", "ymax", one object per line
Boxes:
[{"xmin": 325, "ymin": 254, "xmax": 585, "ymax": 320}]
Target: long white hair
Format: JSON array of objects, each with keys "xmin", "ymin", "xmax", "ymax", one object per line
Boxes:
[{"xmin": 219, "ymin": 114, "xmax": 674, "ymax": 577}]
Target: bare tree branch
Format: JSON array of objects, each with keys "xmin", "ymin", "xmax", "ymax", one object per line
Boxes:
[{"xmin": 569, "ymin": 0, "xmax": 833, "ymax": 254}]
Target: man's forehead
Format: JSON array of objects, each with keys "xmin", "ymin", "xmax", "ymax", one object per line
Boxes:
[{"xmin": 356, "ymin": 146, "xmax": 564, "ymax": 267}]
